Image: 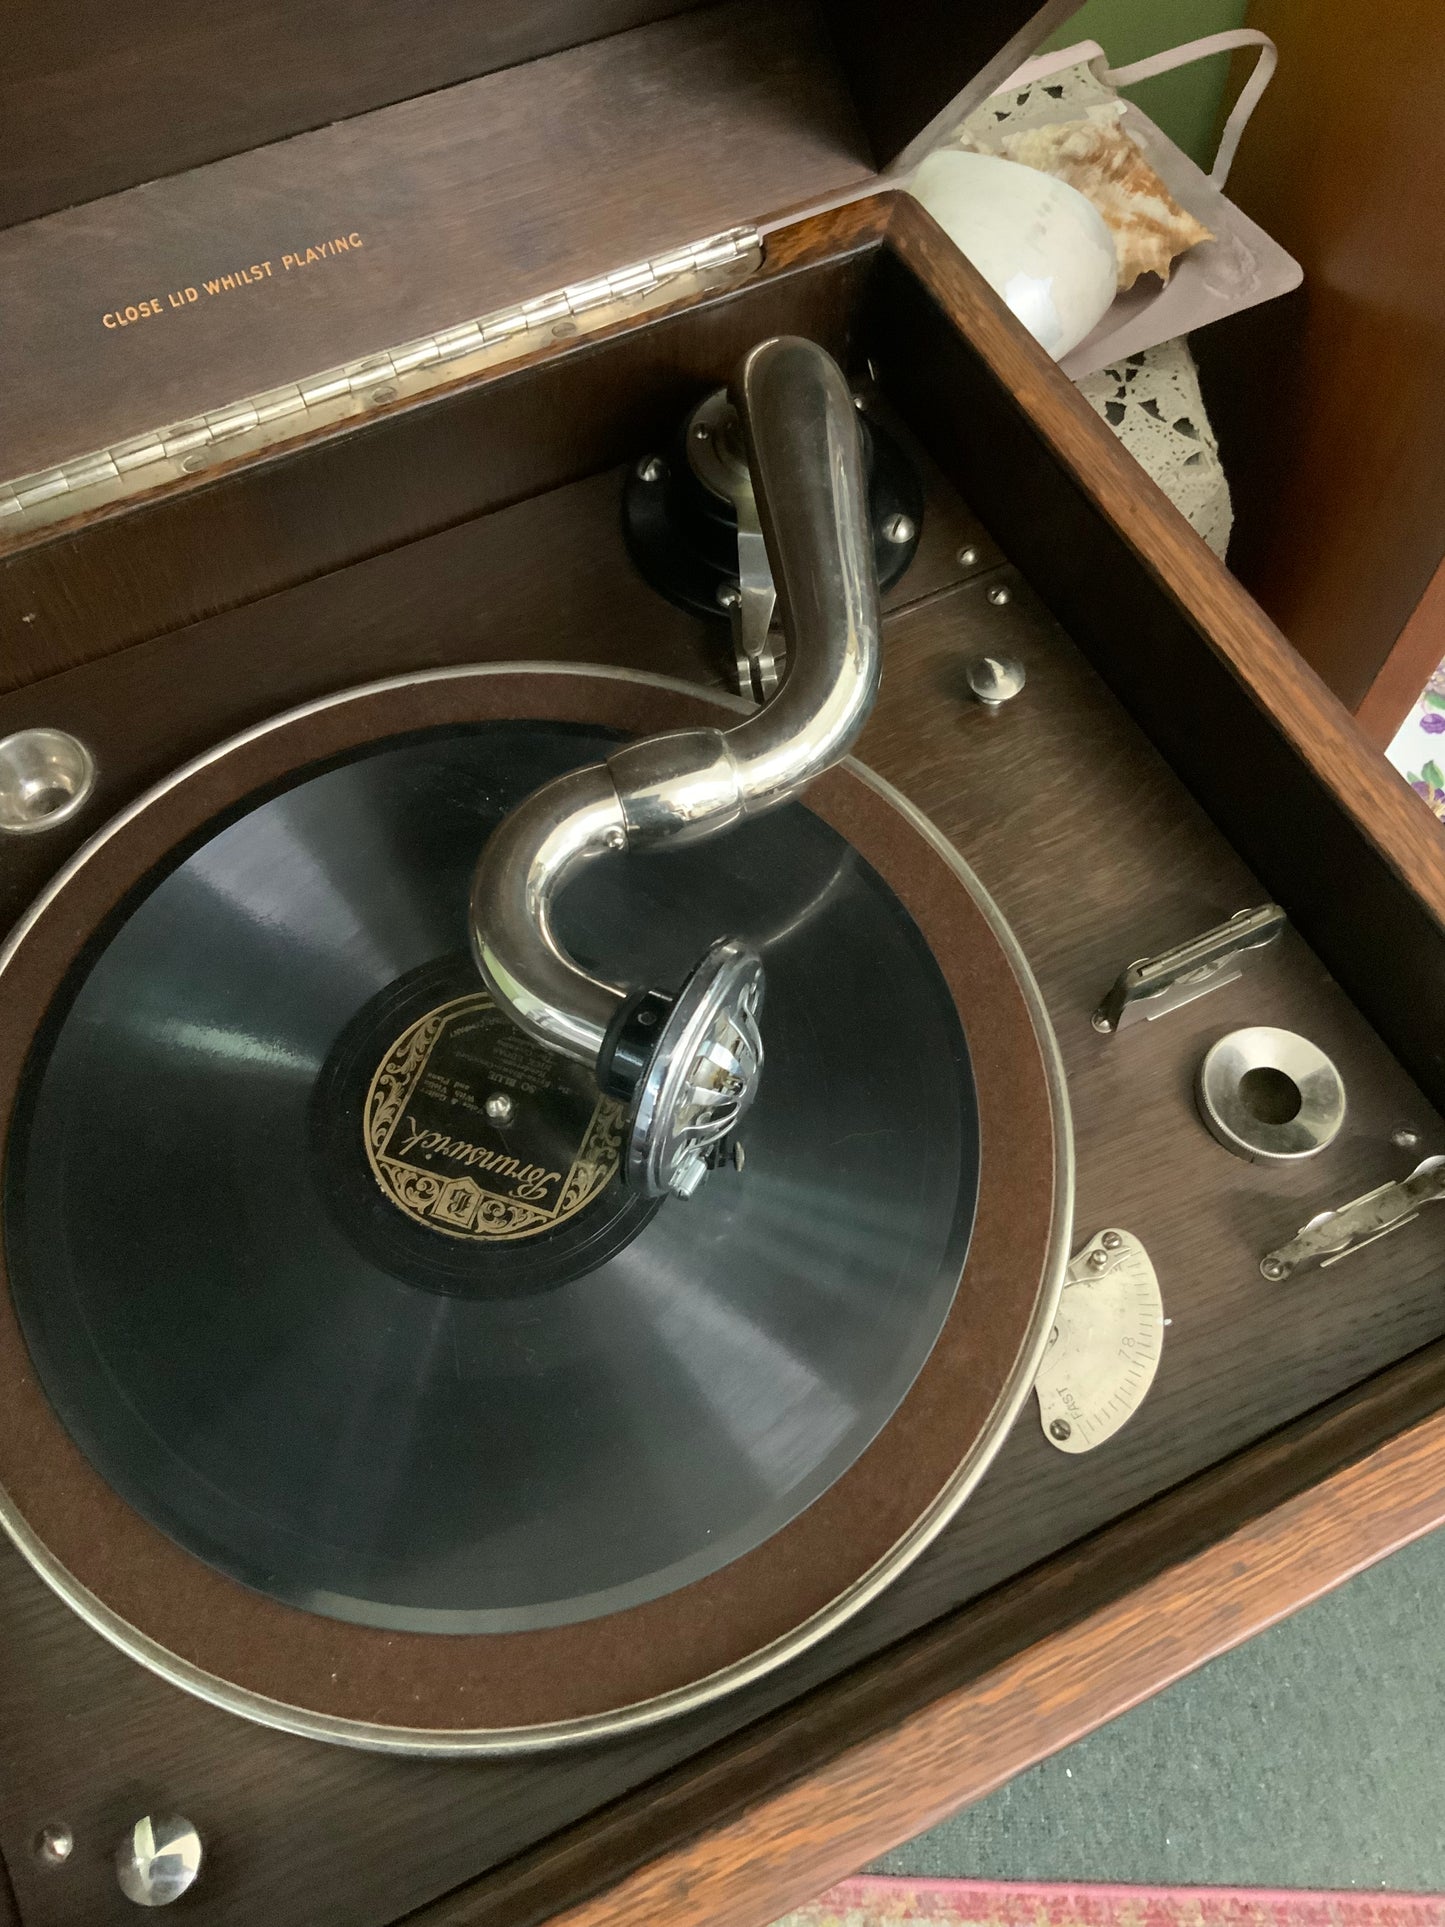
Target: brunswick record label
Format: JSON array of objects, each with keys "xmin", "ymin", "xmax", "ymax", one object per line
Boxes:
[{"xmin": 365, "ymin": 993, "xmax": 624, "ymax": 1242}]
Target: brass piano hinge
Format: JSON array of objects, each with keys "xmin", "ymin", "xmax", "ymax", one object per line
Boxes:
[{"xmin": 0, "ymin": 225, "xmax": 763, "ymax": 540}]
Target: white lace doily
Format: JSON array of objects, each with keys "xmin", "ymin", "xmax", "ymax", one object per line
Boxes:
[
  {"xmin": 1075, "ymin": 338, "xmax": 1233, "ymax": 557},
  {"xmin": 946, "ymin": 59, "xmax": 1233, "ymax": 555},
  {"xmin": 954, "ymin": 54, "xmax": 1132, "ymax": 148}
]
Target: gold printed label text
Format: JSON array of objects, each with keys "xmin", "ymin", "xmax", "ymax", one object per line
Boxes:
[
  {"xmin": 364, "ymin": 993, "xmax": 623, "ymax": 1243},
  {"xmin": 100, "ymin": 232, "xmax": 364, "ymax": 332}
]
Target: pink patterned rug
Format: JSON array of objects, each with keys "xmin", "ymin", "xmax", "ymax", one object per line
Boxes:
[{"xmin": 774, "ymin": 1879, "xmax": 1445, "ymax": 1927}]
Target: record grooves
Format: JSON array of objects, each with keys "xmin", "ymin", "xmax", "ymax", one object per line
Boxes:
[
  {"xmin": 0, "ymin": 670, "xmax": 1067, "ymax": 1745},
  {"xmin": 5, "ymin": 719, "xmax": 978, "ymax": 1634}
]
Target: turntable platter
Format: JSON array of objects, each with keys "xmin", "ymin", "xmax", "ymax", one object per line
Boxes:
[
  {"xmin": 7, "ymin": 721, "xmax": 978, "ymax": 1634},
  {"xmin": 0, "ymin": 668, "xmax": 1068, "ymax": 1749}
]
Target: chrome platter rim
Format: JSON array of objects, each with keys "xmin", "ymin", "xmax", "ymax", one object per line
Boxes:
[{"xmin": 0, "ymin": 661, "xmax": 1073, "ymax": 1755}]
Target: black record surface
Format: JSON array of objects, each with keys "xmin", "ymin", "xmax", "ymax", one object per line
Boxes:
[{"xmin": 5, "ymin": 722, "xmax": 979, "ymax": 1635}]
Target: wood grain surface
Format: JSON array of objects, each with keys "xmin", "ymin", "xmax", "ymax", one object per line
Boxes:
[
  {"xmin": 873, "ymin": 195, "xmax": 1445, "ymax": 1118},
  {"xmin": 0, "ymin": 3, "xmax": 718, "ymax": 231},
  {"xmin": 828, "ymin": 0, "xmax": 1074, "ymax": 167},
  {"xmin": 0, "ymin": 450, "xmax": 1441, "ymax": 1925},
  {"xmin": 0, "ymin": 398, "xmax": 992, "ymax": 927},
  {"xmin": 414, "ymin": 1357, "xmax": 1445, "ymax": 1927},
  {"xmin": 1195, "ymin": 0, "xmax": 1445, "ymax": 721},
  {"xmin": 1, "ymin": 195, "xmax": 1443, "ymax": 1927},
  {"xmin": 1355, "ymin": 559, "xmax": 1445, "ymax": 752},
  {"xmin": 0, "ymin": 208, "xmax": 880, "ymax": 690},
  {"xmin": 0, "ymin": 0, "xmax": 871, "ymax": 484}
]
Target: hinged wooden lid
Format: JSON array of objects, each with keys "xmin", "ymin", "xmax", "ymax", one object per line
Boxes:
[
  {"xmin": 0, "ymin": 0, "xmax": 1068, "ymax": 525},
  {"xmin": 4, "ymin": 1, "xmax": 1069, "ymax": 230}
]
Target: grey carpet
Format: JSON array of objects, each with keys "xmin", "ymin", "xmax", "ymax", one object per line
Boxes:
[{"xmin": 871, "ymin": 1524, "xmax": 1445, "ymax": 1891}]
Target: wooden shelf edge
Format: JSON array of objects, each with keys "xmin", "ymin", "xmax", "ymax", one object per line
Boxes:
[
  {"xmin": 875, "ymin": 194, "xmax": 1445, "ymax": 932},
  {"xmin": 1356, "ymin": 558, "xmax": 1445, "ymax": 752},
  {"xmin": 560, "ymin": 1413, "xmax": 1445, "ymax": 1927},
  {"xmin": 408, "ymin": 1342, "xmax": 1445, "ymax": 1927}
]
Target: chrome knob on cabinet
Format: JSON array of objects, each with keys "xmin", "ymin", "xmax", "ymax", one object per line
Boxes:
[
  {"xmin": 0, "ymin": 727, "xmax": 96, "ymax": 833},
  {"xmin": 965, "ymin": 652, "xmax": 1027, "ymax": 711},
  {"xmin": 115, "ymin": 1814, "xmax": 203, "ymax": 1907}
]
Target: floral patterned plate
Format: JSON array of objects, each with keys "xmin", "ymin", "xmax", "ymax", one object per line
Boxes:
[{"xmin": 1387, "ymin": 658, "xmax": 1445, "ymax": 825}]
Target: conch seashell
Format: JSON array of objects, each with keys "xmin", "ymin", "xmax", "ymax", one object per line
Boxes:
[{"xmin": 992, "ymin": 115, "xmax": 1214, "ymax": 290}]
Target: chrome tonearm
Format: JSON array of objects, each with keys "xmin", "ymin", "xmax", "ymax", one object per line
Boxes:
[{"xmin": 469, "ymin": 335, "xmax": 881, "ymax": 1198}]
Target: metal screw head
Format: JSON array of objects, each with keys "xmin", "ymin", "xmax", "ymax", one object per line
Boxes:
[
  {"xmin": 965, "ymin": 653, "xmax": 1026, "ymax": 710},
  {"xmin": 1087, "ymin": 1246, "xmax": 1110, "ymax": 1270},
  {"xmin": 1392, "ymin": 1126, "xmax": 1421, "ymax": 1151},
  {"xmin": 484, "ymin": 1092, "xmax": 515, "ymax": 1125},
  {"xmin": 986, "ymin": 583, "xmax": 1012, "ymax": 606},
  {"xmin": 731, "ymin": 1140, "xmax": 747, "ymax": 1173},
  {"xmin": 369, "ymin": 384, "xmax": 398, "ymax": 405},
  {"xmin": 957, "ymin": 544, "xmax": 980, "ymax": 568},
  {"xmin": 115, "ymin": 1815, "xmax": 202, "ymax": 1908},
  {"xmin": 670, "ymin": 1148, "xmax": 710, "ymax": 1199},
  {"xmin": 1101, "ymin": 1230, "xmax": 1123, "ymax": 1250},
  {"xmin": 882, "ymin": 512, "xmax": 916, "ymax": 545},
  {"xmin": 1049, "ymin": 1418, "xmax": 1072, "ymax": 1442},
  {"xmin": 1261, "ymin": 1258, "xmax": 1287, "ymax": 1282},
  {"xmin": 691, "ymin": 420, "xmax": 711, "ymax": 443},
  {"xmin": 715, "ymin": 582, "xmax": 742, "ymax": 611},
  {"xmin": 636, "ymin": 456, "xmax": 666, "ymax": 484},
  {"xmin": 180, "ymin": 452, "xmax": 207, "ymax": 473},
  {"xmin": 852, "ymin": 393, "xmax": 867, "ymax": 411},
  {"xmin": 34, "ymin": 1824, "xmax": 73, "ymax": 1867}
]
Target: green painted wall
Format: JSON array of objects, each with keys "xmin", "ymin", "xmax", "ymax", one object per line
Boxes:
[{"xmin": 1042, "ymin": 0, "xmax": 1250, "ymax": 167}]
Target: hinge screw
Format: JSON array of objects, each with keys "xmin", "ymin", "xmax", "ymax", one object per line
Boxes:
[
  {"xmin": 636, "ymin": 456, "xmax": 666, "ymax": 484},
  {"xmin": 987, "ymin": 583, "xmax": 1012, "ymax": 606},
  {"xmin": 957, "ymin": 545, "xmax": 980, "ymax": 567},
  {"xmin": 1049, "ymin": 1418, "xmax": 1072, "ymax": 1441},
  {"xmin": 1088, "ymin": 1247, "xmax": 1110, "ymax": 1270},
  {"xmin": 1102, "ymin": 1230, "xmax": 1123, "ymax": 1250},
  {"xmin": 882, "ymin": 512, "xmax": 916, "ymax": 545}
]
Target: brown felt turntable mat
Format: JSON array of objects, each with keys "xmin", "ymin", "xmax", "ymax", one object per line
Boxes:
[{"xmin": 0, "ymin": 668, "xmax": 1067, "ymax": 1747}]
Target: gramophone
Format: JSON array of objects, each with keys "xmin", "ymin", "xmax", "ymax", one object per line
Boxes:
[{"xmin": 0, "ymin": 5, "xmax": 1442, "ymax": 1921}]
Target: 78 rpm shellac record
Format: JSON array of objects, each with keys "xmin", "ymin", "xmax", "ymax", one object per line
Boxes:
[{"xmin": 0, "ymin": 668, "xmax": 1070, "ymax": 1751}]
